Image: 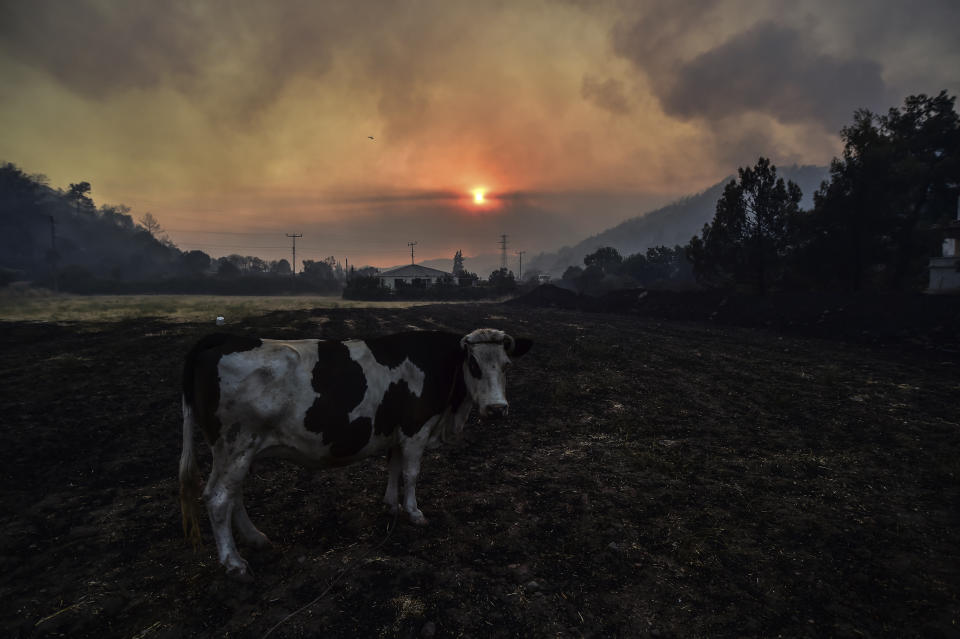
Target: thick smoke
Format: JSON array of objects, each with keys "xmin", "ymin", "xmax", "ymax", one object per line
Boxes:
[
  {"xmin": 613, "ymin": 14, "xmax": 889, "ymax": 131},
  {"xmin": 581, "ymin": 74, "xmax": 631, "ymax": 115},
  {"xmin": 660, "ymin": 21, "xmax": 889, "ymax": 131},
  {"xmin": 0, "ymin": 0, "xmax": 453, "ymax": 129},
  {"xmin": 606, "ymin": 0, "xmax": 959, "ymax": 164}
]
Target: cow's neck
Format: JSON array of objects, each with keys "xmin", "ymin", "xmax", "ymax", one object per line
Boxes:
[{"xmin": 431, "ymin": 361, "xmax": 473, "ymax": 444}]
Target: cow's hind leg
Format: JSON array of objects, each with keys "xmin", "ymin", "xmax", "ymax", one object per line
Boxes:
[
  {"xmin": 399, "ymin": 436, "xmax": 430, "ymax": 526},
  {"xmin": 232, "ymin": 494, "xmax": 271, "ymax": 548},
  {"xmin": 204, "ymin": 446, "xmax": 255, "ymax": 579},
  {"xmin": 233, "ymin": 490, "xmax": 270, "ymax": 548},
  {"xmin": 383, "ymin": 447, "xmax": 402, "ymax": 515}
]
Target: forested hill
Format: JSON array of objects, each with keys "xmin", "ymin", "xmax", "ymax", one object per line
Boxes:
[
  {"xmin": 527, "ymin": 165, "xmax": 828, "ymax": 277},
  {"xmin": 0, "ymin": 163, "xmax": 184, "ymax": 287},
  {"xmin": 0, "ymin": 162, "xmax": 345, "ymax": 294}
]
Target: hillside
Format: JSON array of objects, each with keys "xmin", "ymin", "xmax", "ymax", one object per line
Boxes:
[
  {"xmin": 526, "ymin": 165, "xmax": 829, "ymax": 277},
  {"xmin": 0, "ymin": 163, "xmax": 182, "ymax": 285}
]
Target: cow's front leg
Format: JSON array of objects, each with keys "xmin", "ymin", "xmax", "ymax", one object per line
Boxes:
[
  {"xmin": 383, "ymin": 447, "xmax": 402, "ymax": 515},
  {"xmin": 399, "ymin": 440, "xmax": 428, "ymax": 526}
]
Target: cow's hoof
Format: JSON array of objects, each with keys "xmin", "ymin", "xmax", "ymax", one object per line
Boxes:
[
  {"xmin": 225, "ymin": 558, "xmax": 253, "ymax": 582},
  {"xmin": 243, "ymin": 530, "xmax": 271, "ymax": 549},
  {"xmin": 406, "ymin": 509, "xmax": 429, "ymax": 526}
]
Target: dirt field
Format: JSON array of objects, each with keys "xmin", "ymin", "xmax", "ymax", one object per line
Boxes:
[{"xmin": 1, "ymin": 297, "xmax": 958, "ymax": 638}]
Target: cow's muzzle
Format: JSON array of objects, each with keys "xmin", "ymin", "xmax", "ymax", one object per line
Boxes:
[{"xmin": 480, "ymin": 402, "xmax": 509, "ymax": 419}]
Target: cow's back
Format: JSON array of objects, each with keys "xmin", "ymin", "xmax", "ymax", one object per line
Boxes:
[{"xmin": 183, "ymin": 331, "xmax": 466, "ymax": 455}]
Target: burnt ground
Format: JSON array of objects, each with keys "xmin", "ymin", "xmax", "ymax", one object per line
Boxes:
[{"xmin": 0, "ymin": 296, "xmax": 958, "ymax": 638}]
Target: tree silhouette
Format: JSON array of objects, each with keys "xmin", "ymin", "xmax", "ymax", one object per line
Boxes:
[
  {"xmin": 688, "ymin": 157, "xmax": 802, "ymax": 294},
  {"xmin": 488, "ymin": 268, "xmax": 516, "ymax": 293},
  {"xmin": 583, "ymin": 246, "xmax": 623, "ymax": 274},
  {"xmin": 622, "ymin": 245, "xmax": 691, "ymax": 286},
  {"xmin": 65, "ymin": 182, "xmax": 93, "ymax": 215},
  {"xmin": 805, "ymin": 91, "xmax": 960, "ymax": 290},
  {"xmin": 181, "ymin": 250, "xmax": 211, "ymax": 274},
  {"xmin": 301, "ymin": 259, "xmax": 334, "ymax": 280},
  {"xmin": 217, "ymin": 259, "xmax": 240, "ymax": 277},
  {"xmin": 270, "ymin": 258, "xmax": 292, "ymax": 275},
  {"xmin": 139, "ymin": 212, "xmax": 163, "ymax": 236}
]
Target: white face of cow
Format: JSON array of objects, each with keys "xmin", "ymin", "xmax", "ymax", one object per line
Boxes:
[{"xmin": 460, "ymin": 329, "xmax": 532, "ymax": 418}]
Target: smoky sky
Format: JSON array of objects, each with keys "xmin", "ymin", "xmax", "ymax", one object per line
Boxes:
[
  {"xmin": 659, "ymin": 21, "xmax": 889, "ymax": 130},
  {"xmin": 581, "ymin": 74, "xmax": 632, "ymax": 115},
  {"xmin": 2, "ymin": 0, "xmax": 959, "ymax": 267},
  {"xmin": 608, "ymin": 0, "xmax": 959, "ymax": 161},
  {"xmin": 3, "ymin": 1, "xmax": 957, "ymax": 128},
  {"xmin": 0, "ymin": 0, "xmax": 479, "ymax": 135}
]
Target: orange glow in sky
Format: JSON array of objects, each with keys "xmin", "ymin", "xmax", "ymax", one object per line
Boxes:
[{"xmin": 3, "ymin": 1, "xmax": 951, "ymax": 268}]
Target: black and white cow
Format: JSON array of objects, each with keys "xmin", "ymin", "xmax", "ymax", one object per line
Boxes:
[{"xmin": 179, "ymin": 328, "xmax": 532, "ymax": 578}]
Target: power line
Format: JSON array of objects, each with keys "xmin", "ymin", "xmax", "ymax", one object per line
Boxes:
[
  {"xmin": 407, "ymin": 241, "xmax": 417, "ymax": 265},
  {"xmin": 174, "ymin": 242, "xmax": 405, "ymax": 254},
  {"xmin": 286, "ymin": 233, "xmax": 303, "ymax": 275},
  {"xmin": 166, "ymin": 228, "xmax": 406, "ymax": 245},
  {"xmin": 163, "ymin": 228, "xmax": 271, "ymax": 236},
  {"xmin": 49, "ymin": 215, "xmax": 59, "ymax": 292},
  {"xmin": 516, "ymin": 250, "xmax": 525, "ymax": 281},
  {"xmin": 175, "ymin": 243, "xmax": 293, "ymax": 250}
]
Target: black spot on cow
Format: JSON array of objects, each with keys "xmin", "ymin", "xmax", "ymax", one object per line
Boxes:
[
  {"xmin": 468, "ymin": 354, "xmax": 483, "ymax": 379},
  {"xmin": 304, "ymin": 340, "xmax": 371, "ymax": 457},
  {"xmin": 366, "ymin": 332, "xmax": 470, "ymax": 435},
  {"xmin": 366, "ymin": 332, "xmax": 463, "ymax": 374},
  {"xmin": 450, "ymin": 368, "xmax": 467, "ymax": 412},
  {"xmin": 375, "ymin": 379, "xmax": 441, "ymax": 437},
  {"xmin": 364, "ymin": 332, "xmax": 421, "ymax": 368},
  {"xmin": 331, "ymin": 417, "xmax": 373, "ymax": 457},
  {"xmin": 182, "ymin": 333, "xmax": 263, "ymax": 444},
  {"xmin": 366, "ymin": 331, "xmax": 466, "ymax": 411}
]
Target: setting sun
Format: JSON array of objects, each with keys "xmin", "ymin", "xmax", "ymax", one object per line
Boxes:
[{"xmin": 472, "ymin": 188, "xmax": 486, "ymax": 204}]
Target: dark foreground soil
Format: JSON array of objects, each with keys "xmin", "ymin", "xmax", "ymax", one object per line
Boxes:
[{"xmin": 1, "ymin": 297, "xmax": 958, "ymax": 638}]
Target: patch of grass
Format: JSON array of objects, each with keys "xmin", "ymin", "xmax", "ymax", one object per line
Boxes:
[{"xmin": 0, "ymin": 293, "xmax": 441, "ymax": 323}]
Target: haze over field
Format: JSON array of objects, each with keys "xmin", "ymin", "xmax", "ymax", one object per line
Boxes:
[{"xmin": 2, "ymin": 0, "xmax": 958, "ymax": 268}]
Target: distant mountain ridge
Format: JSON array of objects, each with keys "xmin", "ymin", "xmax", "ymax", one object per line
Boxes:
[{"xmin": 526, "ymin": 165, "xmax": 829, "ymax": 278}]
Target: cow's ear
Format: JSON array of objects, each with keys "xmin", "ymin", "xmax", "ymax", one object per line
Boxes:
[
  {"xmin": 460, "ymin": 336, "xmax": 470, "ymax": 351},
  {"xmin": 508, "ymin": 337, "xmax": 533, "ymax": 358}
]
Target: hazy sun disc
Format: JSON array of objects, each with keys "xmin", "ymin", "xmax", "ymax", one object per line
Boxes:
[{"xmin": 472, "ymin": 188, "xmax": 485, "ymax": 204}]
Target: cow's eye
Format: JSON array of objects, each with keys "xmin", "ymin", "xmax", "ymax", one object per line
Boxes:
[{"xmin": 468, "ymin": 355, "xmax": 483, "ymax": 379}]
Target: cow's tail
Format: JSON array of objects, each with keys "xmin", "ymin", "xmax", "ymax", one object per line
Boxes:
[{"xmin": 179, "ymin": 395, "xmax": 204, "ymax": 549}]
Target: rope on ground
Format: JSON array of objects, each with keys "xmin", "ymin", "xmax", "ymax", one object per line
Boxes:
[{"xmin": 260, "ymin": 512, "xmax": 399, "ymax": 639}]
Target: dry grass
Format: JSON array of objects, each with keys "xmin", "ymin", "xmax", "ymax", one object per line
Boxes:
[{"xmin": 0, "ymin": 292, "xmax": 438, "ymax": 323}]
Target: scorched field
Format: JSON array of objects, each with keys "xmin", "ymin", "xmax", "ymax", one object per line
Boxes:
[{"xmin": 0, "ymin": 300, "xmax": 957, "ymax": 638}]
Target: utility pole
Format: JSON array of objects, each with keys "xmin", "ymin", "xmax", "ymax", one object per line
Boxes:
[
  {"xmin": 408, "ymin": 241, "xmax": 417, "ymax": 265},
  {"xmin": 286, "ymin": 233, "xmax": 302, "ymax": 275},
  {"xmin": 48, "ymin": 215, "xmax": 59, "ymax": 293},
  {"xmin": 516, "ymin": 250, "xmax": 525, "ymax": 281},
  {"xmin": 498, "ymin": 234, "xmax": 508, "ymax": 271}
]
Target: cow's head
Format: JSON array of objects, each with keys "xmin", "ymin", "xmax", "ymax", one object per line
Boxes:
[{"xmin": 460, "ymin": 328, "xmax": 533, "ymax": 418}]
